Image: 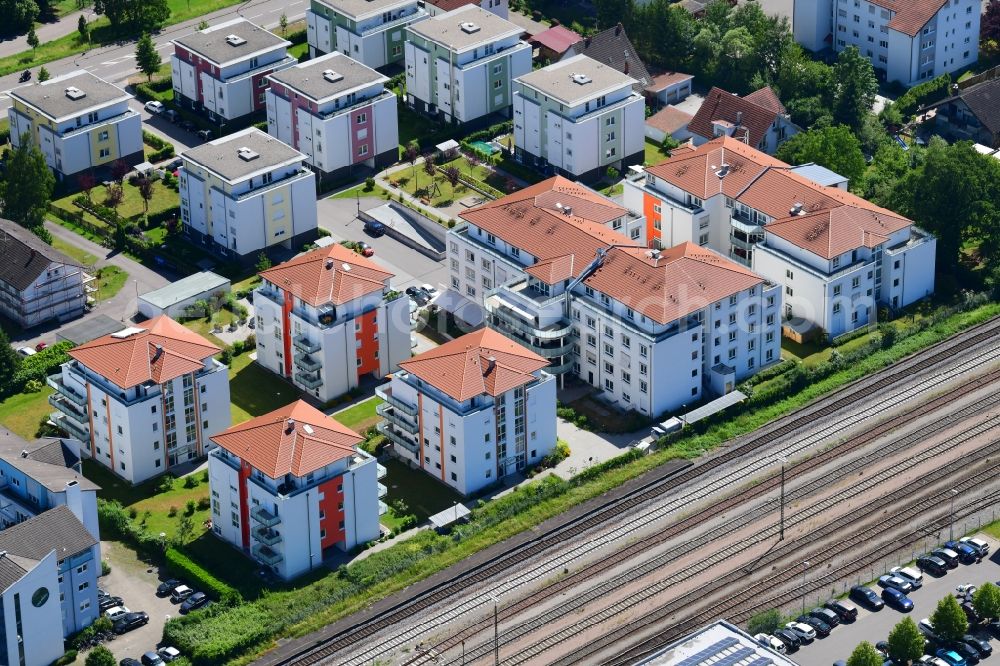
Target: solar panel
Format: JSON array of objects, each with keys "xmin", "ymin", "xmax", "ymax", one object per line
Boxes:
[
  {"xmin": 676, "ymin": 638, "xmax": 741, "ymax": 666},
  {"xmin": 714, "ymin": 647, "xmax": 756, "ymax": 666}
]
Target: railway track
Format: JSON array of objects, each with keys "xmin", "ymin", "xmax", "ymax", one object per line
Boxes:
[{"xmin": 257, "ymin": 317, "xmax": 1000, "ymax": 666}]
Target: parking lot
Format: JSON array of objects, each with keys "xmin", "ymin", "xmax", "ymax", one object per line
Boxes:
[{"xmin": 794, "ymin": 534, "xmax": 1000, "ymax": 666}]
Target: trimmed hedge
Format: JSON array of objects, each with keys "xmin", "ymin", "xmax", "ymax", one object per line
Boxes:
[
  {"xmin": 164, "ymin": 548, "xmax": 241, "ymax": 605},
  {"xmin": 893, "ymin": 73, "xmax": 952, "ymax": 119}
]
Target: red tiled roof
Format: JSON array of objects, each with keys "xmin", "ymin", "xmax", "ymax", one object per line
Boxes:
[
  {"xmin": 582, "ymin": 243, "xmax": 763, "ymax": 325},
  {"xmin": 645, "ymin": 71, "xmax": 694, "ymax": 92},
  {"xmin": 868, "ymin": 0, "xmax": 948, "ymax": 37},
  {"xmin": 259, "ymin": 244, "xmax": 392, "ymax": 307},
  {"xmin": 743, "ymin": 86, "xmax": 786, "ymax": 115},
  {"xmin": 459, "ymin": 176, "xmax": 632, "ymax": 284},
  {"xmin": 765, "ymin": 206, "xmax": 911, "ymax": 259},
  {"xmin": 398, "ymin": 328, "xmax": 548, "ymax": 402},
  {"xmin": 645, "ymin": 105, "xmax": 693, "ymax": 135},
  {"xmin": 210, "ymin": 400, "xmax": 362, "ymax": 478},
  {"xmin": 644, "ymin": 136, "xmax": 786, "ymax": 200},
  {"xmin": 688, "ymin": 86, "xmax": 786, "ymax": 147},
  {"xmin": 528, "ymin": 25, "xmax": 583, "ymax": 54},
  {"xmin": 69, "ymin": 316, "xmax": 219, "ymax": 390}
]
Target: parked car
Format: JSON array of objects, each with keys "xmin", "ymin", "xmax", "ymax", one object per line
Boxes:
[
  {"xmin": 960, "ymin": 635, "xmax": 992, "ymax": 657},
  {"xmin": 97, "ymin": 588, "xmax": 109, "ymax": 600},
  {"xmin": 34, "ymin": 341, "xmax": 47, "ymax": 351},
  {"xmin": 363, "ymin": 220, "xmax": 385, "ymax": 236},
  {"xmin": 120, "ymin": 659, "xmax": 142, "ymax": 666},
  {"xmin": 875, "ymin": 641, "xmax": 890, "ymax": 658},
  {"xmin": 16, "ymin": 347, "xmax": 36, "ymax": 357},
  {"xmin": 356, "ymin": 241, "xmax": 374, "ymax": 257},
  {"xmin": 883, "ymin": 587, "xmax": 914, "ymax": 612},
  {"xmin": 850, "ymin": 585, "xmax": 885, "ymax": 610},
  {"xmin": 105, "ymin": 606, "xmax": 130, "ymax": 621},
  {"xmin": 809, "ymin": 607, "xmax": 841, "ymax": 628},
  {"xmin": 957, "ymin": 584, "xmax": 978, "ymax": 599},
  {"xmin": 920, "ymin": 619, "xmax": 940, "ymax": 641},
  {"xmin": 773, "ymin": 629, "xmax": 801, "ymax": 651},
  {"xmin": 918, "ymin": 555, "xmax": 950, "ymax": 576},
  {"xmin": 170, "ymin": 585, "xmax": 194, "ymax": 603},
  {"xmin": 824, "ymin": 599, "xmax": 858, "ymax": 622},
  {"xmin": 113, "ymin": 611, "xmax": 148, "ymax": 634},
  {"xmin": 180, "ymin": 591, "xmax": 209, "ymax": 613},
  {"xmin": 960, "ymin": 537, "xmax": 990, "ymax": 558},
  {"xmin": 755, "ymin": 634, "xmax": 786, "ymax": 653},
  {"xmin": 890, "ymin": 566, "xmax": 924, "ymax": 589},
  {"xmin": 144, "ymin": 101, "xmax": 165, "ymax": 115},
  {"xmin": 784, "ymin": 621, "xmax": 816, "ymax": 642},
  {"xmin": 921, "ymin": 657, "xmax": 952, "ymax": 666},
  {"xmin": 948, "ymin": 642, "xmax": 981, "ymax": 666},
  {"xmin": 99, "ymin": 595, "xmax": 124, "ymax": 612},
  {"xmin": 946, "ymin": 541, "xmax": 980, "ymax": 564},
  {"xmin": 141, "ymin": 652, "xmax": 164, "ymax": 666},
  {"xmin": 420, "ymin": 284, "xmax": 438, "ymax": 297},
  {"xmin": 934, "ymin": 548, "xmax": 961, "ymax": 568},
  {"xmin": 961, "ymin": 601, "xmax": 980, "ymax": 625},
  {"xmin": 879, "ymin": 574, "xmax": 914, "ymax": 594},
  {"xmin": 157, "ymin": 647, "xmax": 181, "ymax": 663},
  {"xmin": 156, "ymin": 579, "xmax": 181, "ymax": 597},
  {"xmin": 937, "ymin": 648, "xmax": 969, "ymax": 666},
  {"xmin": 796, "ymin": 615, "xmax": 831, "ymax": 637}
]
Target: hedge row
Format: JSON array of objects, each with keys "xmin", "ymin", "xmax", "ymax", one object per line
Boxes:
[
  {"xmin": 164, "ymin": 548, "xmax": 241, "ymax": 605},
  {"xmin": 148, "ymin": 146, "xmax": 175, "ymax": 162},
  {"xmin": 2, "ymin": 341, "xmax": 74, "ymax": 399},
  {"xmin": 142, "ymin": 131, "xmax": 171, "ymax": 150},
  {"xmin": 97, "ymin": 499, "xmax": 168, "ymax": 557},
  {"xmin": 893, "ymin": 73, "xmax": 952, "ymax": 119}
]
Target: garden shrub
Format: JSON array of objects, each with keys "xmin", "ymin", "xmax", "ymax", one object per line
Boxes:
[
  {"xmin": 164, "ymin": 548, "xmax": 241, "ymax": 605},
  {"xmin": 97, "ymin": 500, "xmax": 167, "ymax": 556}
]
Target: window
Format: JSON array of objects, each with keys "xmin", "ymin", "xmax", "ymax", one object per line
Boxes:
[
  {"xmin": 851, "ymin": 276, "xmax": 860, "ymax": 288},
  {"xmin": 493, "ymin": 79, "xmax": 503, "ymax": 90},
  {"xmin": 355, "ymin": 112, "xmax": 367, "ymax": 123},
  {"xmin": 604, "ymin": 325, "xmax": 614, "ymax": 339},
  {"xmin": 622, "ymin": 335, "xmax": 630, "ymax": 349},
  {"xmin": 833, "ymin": 303, "xmax": 841, "ymax": 314},
  {"xmin": 833, "ymin": 284, "xmax": 841, "ymax": 296},
  {"xmin": 640, "ymin": 345, "xmax": 648, "ymax": 358},
  {"xmin": 604, "ymin": 343, "xmax": 614, "ymax": 357},
  {"xmin": 639, "ymin": 363, "xmax": 647, "ymax": 375},
  {"xmin": 604, "ymin": 378, "xmax": 614, "ymax": 391},
  {"xmin": 785, "ymin": 286, "xmax": 793, "ymax": 297},
  {"xmin": 586, "ymin": 334, "xmax": 596, "ymax": 348},
  {"xmin": 640, "ymin": 380, "xmax": 648, "ymax": 394},
  {"xmin": 785, "ymin": 269, "xmax": 793, "ymax": 280},
  {"xmin": 466, "ymin": 285, "xmax": 476, "ymax": 297},
  {"xmin": 98, "ymin": 130, "xmax": 109, "ymax": 141},
  {"xmin": 99, "ymin": 148, "xmax": 110, "ymax": 158}
]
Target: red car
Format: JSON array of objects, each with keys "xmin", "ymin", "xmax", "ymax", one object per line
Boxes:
[
  {"xmin": 357, "ymin": 242, "xmax": 374, "ymax": 257},
  {"xmin": 35, "ymin": 342, "xmax": 47, "ymax": 351}
]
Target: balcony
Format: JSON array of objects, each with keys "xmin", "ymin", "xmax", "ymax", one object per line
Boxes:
[
  {"xmin": 377, "ymin": 463, "xmax": 386, "ymax": 480},
  {"xmin": 251, "ymin": 543, "xmax": 283, "ymax": 566},
  {"xmin": 375, "ymin": 386, "xmax": 418, "ymax": 417},
  {"xmin": 294, "ymin": 370, "xmax": 323, "ymax": 390},
  {"xmin": 376, "ymin": 402, "xmax": 418, "ymax": 433},
  {"xmin": 379, "ymin": 500, "xmax": 388, "ymax": 516},
  {"xmin": 251, "ymin": 525, "xmax": 282, "ymax": 547},
  {"xmin": 484, "ymin": 298, "xmax": 573, "ymax": 341},
  {"xmin": 378, "ymin": 483, "xmax": 387, "ymax": 499},
  {"xmin": 250, "ymin": 505, "xmax": 281, "ymax": 528},
  {"xmin": 729, "ymin": 233, "xmax": 759, "ymax": 252},
  {"xmin": 378, "ymin": 422, "xmax": 419, "ymax": 455},
  {"xmin": 293, "ymin": 335, "xmax": 321, "ymax": 354},
  {"xmin": 50, "ymin": 413, "xmax": 90, "ymax": 442},
  {"xmin": 47, "ymin": 376, "xmax": 87, "ymax": 407},
  {"xmin": 294, "ymin": 352, "xmax": 322, "ymax": 373},
  {"xmin": 489, "ymin": 325, "xmax": 574, "ymax": 358}
]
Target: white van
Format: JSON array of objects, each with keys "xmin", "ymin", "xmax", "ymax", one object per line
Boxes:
[{"xmin": 890, "ymin": 565, "xmax": 923, "ymax": 589}]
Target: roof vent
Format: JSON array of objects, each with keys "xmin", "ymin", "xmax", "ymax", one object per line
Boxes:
[
  {"xmin": 323, "ymin": 69, "xmax": 344, "ymax": 83},
  {"xmin": 712, "ymin": 163, "xmax": 730, "ymax": 179},
  {"xmin": 325, "ymin": 258, "xmax": 334, "ymax": 270},
  {"xmin": 790, "ymin": 202, "xmax": 804, "ymax": 216},
  {"xmin": 562, "ymin": 205, "xmax": 571, "ymax": 215},
  {"xmin": 225, "ymin": 34, "xmax": 247, "ymax": 46},
  {"xmin": 646, "ymin": 249, "xmax": 660, "ymax": 260},
  {"xmin": 460, "ymin": 21, "xmax": 481, "ymax": 34},
  {"xmin": 571, "ymin": 73, "xmax": 592, "ymax": 85},
  {"xmin": 342, "ymin": 263, "xmax": 351, "ymax": 271},
  {"xmin": 286, "ymin": 419, "xmax": 295, "ymax": 434},
  {"xmin": 302, "ymin": 424, "xmax": 314, "ymax": 435},
  {"xmin": 237, "ymin": 147, "xmax": 259, "ymax": 161},
  {"xmin": 64, "ymin": 86, "xmax": 86, "ymax": 100}
]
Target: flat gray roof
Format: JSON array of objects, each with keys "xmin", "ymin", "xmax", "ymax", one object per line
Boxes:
[
  {"xmin": 57, "ymin": 314, "xmax": 128, "ymax": 345},
  {"xmin": 182, "ymin": 128, "xmax": 304, "ymax": 183},
  {"xmin": 10, "ymin": 71, "xmax": 130, "ymax": 121},
  {"xmin": 408, "ymin": 5, "xmax": 523, "ymax": 51},
  {"xmin": 317, "ymin": 0, "xmax": 416, "ymax": 20},
  {"xmin": 139, "ymin": 271, "xmax": 230, "ymax": 309},
  {"xmin": 515, "ymin": 54, "xmax": 637, "ymax": 106},
  {"xmin": 173, "ymin": 18, "xmax": 289, "ymax": 66},
  {"xmin": 268, "ymin": 52, "xmax": 386, "ymax": 102}
]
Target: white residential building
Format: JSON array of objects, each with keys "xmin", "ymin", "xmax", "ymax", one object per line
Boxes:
[
  {"xmin": 377, "ymin": 328, "xmax": 556, "ymax": 495},
  {"xmin": 423, "ymin": 0, "xmax": 508, "ymax": 19},
  {"xmin": 208, "ymin": 400, "xmax": 384, "ymax": 580},
  {"xmin": 0, "ymin": 218, "xmax": 93, "ymax": 328},
  {"xmin": 446, "ymin": 176, "xmax": 780, "ymax": 418},
  {"xmin": 253, "ymin": 243, "xmax": 411, "ymax": 403},
  {"xmin": 48, "ymin": 316, "xmax": 231, "ymax": 484},
  {"xmin": 266, "ymin": 52, "xmax": 399, "ymax": 185},
  {"xmin": 793, "ymin": 0, "xmax": 980, "ymax": 86},
  {"xmin": 179, "ymin": 128, "xmax": 318, "ymax": 262},
  {"xmin": 404, "ymin": 5, "xmax": 530, "ymax": 124},
  {"xmin": 7, "ymin": 71, "xmax": 143, "ymax": 183},
  {"xmin": 513, "ymin": 54, "xmax": 645, "ymax": 182},
  {"xmin": 171, "ymin": 18, "xmax": 295, "ymax": 122},
  {"xmin": 624, "ymin": 135, "xmax": 936, "ymax": 340},
  {"xmin": 306, "ymin": 0, "xmax": 428, "ymax": 67}
]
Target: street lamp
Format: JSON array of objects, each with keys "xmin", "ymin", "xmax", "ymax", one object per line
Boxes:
[
  {"xmin": 492, "ymin": 595, "xmax": 500, "ymax": 666},
  {"xmin": 356, "ymin": 187, "xmax": 360, "ymax": 218},
  {"xmin": 950, "ymin": 488, "xmax": 959, "ymax": 541},
  {"xmin": 801, "ymin": 561, "xmax": 810, "ymax": 614}
]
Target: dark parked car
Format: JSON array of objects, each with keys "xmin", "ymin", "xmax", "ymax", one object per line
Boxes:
[
  {"xmin": 364, "ymin": 220, "xmax": 385, "ymax": 236},
  {"xmin": 824, "ymin": 599, "xmax": 858, "ymax": 622},
  {"xmin": 961, "ymin": 601, "xmax": 980, "ymax": 625},
  {"xmin": 933, "ymin": 548, "xmax": 961, "ymax": 568},
  {"xmin": 850, "ymin": 585, "xmax": 885, "ymax": 610},
  {"xmin": 875, "ymin": 641, "xmax": 890, "ymax": 658},
  {"xmin": 113, "ymin": 612, "xmax": 149, "ymax": 634},
  {"xmin": 156, "ymin": 579, "xmax": 181, "ymax": 597},
  {"xmin": 918, "ymin": 555, "xmax": 949, "ymax": 576},
  {"xmin": 140, "ymin": 652, "xmax": 164, "ymax": 666},
  {"xmin": 120, "ymin": 660, "xmax": 142, "ymax": 666},
  {"xmin": 773, "ymin": 629, "xmax": 801, "ymax": 651},
  {"xmin": 882, "ymin": 587, "xmax": 914, "ymax": 612},
  {"xmin": 180, "ymin": 592, "xmax": 209, "ymax": 613},
  {"xmin": 796, "ymin": 615, "xmax": 831, "ymax": 637},
  {"xmin": 809, "ymin": 607, "xmax": 841, "ymax": 628},
  {"xmin": 949, "ymin": 641, "xmax": 981, "ymax": 665},
  {"xmin": 99, "ymin": 595, "xmax": 124, "ymax": 612},
  {"xmin": 945, "ymin": 541, "xmax": 980, "ymax": 564},
  {"xmin": 960, "ymin": 636, "xmax": 991, "ymax": 657}
]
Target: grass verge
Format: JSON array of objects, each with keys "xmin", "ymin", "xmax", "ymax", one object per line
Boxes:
[
  {"xmin": 51, "ymin": 236, "xmax": 98, "ymax": 266},
  {"xmin": 228, "ymin": 353, "xmax": 299, "ymax": 424},
  {"xmin": 0, "ymin": 387, "xmax": 55, "ymax": 440},
  {"xmin": 92, "ymin": 264, "xmax": 129, "ymax": 301},
  {"xmin": 333, "ymin": 396, "xmax": 383, "ymax": 432}
]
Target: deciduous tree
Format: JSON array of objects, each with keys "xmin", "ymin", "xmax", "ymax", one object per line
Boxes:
[
  {"xmin": 136, "ymin": 175, "xmax": 155, "ymax": 213},
  {"xmin": 931, "ymin": 594, "xmax": 969, "ymax": 642},
  {"xmin": 0, "ymin": 0, "xmax": 39, "ymax": 36},
  {"xmin": 983, "ymin": 0, "xmax": 1000, "ymax": 42},
  {"xmin": 973, "ymin": 582, "xmax": 1000, "ymax": 622},
  {"xmin": 887, "ymin": 617, "xmax": 925, "ymax": 664},
  {"xmin": 77, "ymin": 14, "xmax": 88, "ymax": 41},
  {"xmin": 0, "ymin": 328, "xmax": 22, "ymax": 396},
  {"xmin": 26, "ymin": 24, "xmax": 38, "ymax": 50},
  {"xmin": 775, "ymin": 124, "xmax": 867, "ymax": 187},
  {"xmin": 847, "ymin": 641, "xmax": 884, "ymax": 666},
  {"xmin": 0, "ymin": 134, "xmax": 54, "ymax": 230},
  {"xmin": 832, "ymin": 47, "xmax": 879, "ymax": 131},
  {"xmin": 135, "ymin": 33, "xmax": 161, "ymax": 81},
  {"xmin": 85, "ymin": 646, "xmax": 116, "ymax": 666},
  {"xmin": 37, "ymin": 65, "xmax": 49, "ymax": 81}
]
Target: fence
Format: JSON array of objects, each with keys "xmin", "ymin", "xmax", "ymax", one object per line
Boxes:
[{"xmin": 958, "ymin": 65, "xmax": 1000, "ymax": 91}]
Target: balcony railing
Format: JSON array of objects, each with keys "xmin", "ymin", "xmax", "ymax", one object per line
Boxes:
[
  {"xmin": 251, "ymin": 525, "xmax": 282, "ymax": 546},
  {"xmin": 379, "ymin": 500, "xmax": 388, "ymax": 516},
  {"xmin": 377, "ymin": 422, "xmax": 419, "ymax": 454},
  {"xmin": 376, "ymin": 402, "xmax": 418, "ymax": 434},
  {"xmin": 489, "ymin": 325, "xmax": 574, "ymax": 358},
  {"xmin": 485, "ymin": 300, "xmax": 573, "ymax": 341},
  {"xmin": 47, "ymin": 376, "xmax": 87, "ymax": 407},
  {"xmin": 375, "ymin": 386, "xmax": 418, "ymax": 417},
  {"xmin": 250, "ymin": 505, "xmax": 281, "ymax": 528},
  {"xmin": 51, "ymin": 413, "xmax": 90, "ymax": 442},
  {"xmin": 251, "ymin": 543, "xmax": 283, "ymax": 566},
  {"xmin": 294, "ymin": 352, "xmax": 322, "ymax": 373},
  {"xmin": 294, "ymin": 371, "xmax": 323, "ymax": 390},
  {"xmin": 377, "ymin": 463, "xmax": 386, "ymax": 480},
  {"xmin": 729, "ymin": 233, "xmax": 760, "ymax": 252},
  {"xmin": 48, "ymin": 393, "xmax": 87, "ymax": 421},
  {"xmin": 378, "ymin": 483, "xmax": 387, "ymax": 499},
  {"xmin": 293, "ymin": 335, "xmax": 321, "ymax": 354}
]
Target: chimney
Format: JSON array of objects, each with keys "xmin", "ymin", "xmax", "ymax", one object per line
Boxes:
[
  {"xmin": 623, "ymin": 50, "xmax": 629, "ymax": 75},
  {"xmin": 486, "ymin": 356, "xmax": 496, "ymax": 373},
  {"xmin": 563, "ymin": 205, "xmax": 572, "ymax": 216},
  {"xmin": 65, "ymin": 480, "xmax": 86, "ymax": 530},
  {"xmin": 615, "ymin": 23, "xmax": 622, "ymax": 36},
  {"xmin": 286, "ymin": 419, "xmax": 295, "ymax": 434},
  {"xmin": 325, "ymin": 258, "xmax": 334, "ymax": 270},
  {"xmin": 735, "ymin": 110, "xmax": 743, "ymax": 127},
  {"xmin": 585, "ymin": 36, "xmax": 591, "ymax": 47}
]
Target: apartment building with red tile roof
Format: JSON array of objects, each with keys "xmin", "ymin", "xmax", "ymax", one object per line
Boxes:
[{"xmin": 687, "ymin": 86, "xmax": 799, "ymax": 155}]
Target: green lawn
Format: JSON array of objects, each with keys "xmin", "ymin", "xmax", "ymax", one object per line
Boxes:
[
  {"xmin": 228, "ymin": 352, "xmax": 299, "ymax": 424},
  {"xmin": 333, "ymin": 396, "xmax": 383, "ymax": 432},
  {"xmin": 380, "ymin": 457, "xmax": 463, "ymax": 523},
  {"xmin": 644, "ymin": 140, "xmax": 668, "ymax": 166},
  {"xmin": 781, "ymin": 330, "xmax": 880, "ymax": 367},
  {"xmin": 288, "ymin": 41, "xmax": 308, "ymax": 60},
  {"xmin": 116, "ymin": 180, "xmax": 180, "ymax": 220},
  {"xmin": 180, "ymin": 308, "xmax": 240, "ymax": 348},
  {"xmin": 0, "ymin": 387, "xmax": 55, "ymax": 440},
  {"xmin": 397, "ymin": 105, "xmax": 448, "ymax": 155},
  {"xmin": 93, "ymin": 264, "xmax": 129, "ymax": 301},
  {"xmin": 391, "ymin": 156, "xmax": 503, "ymax": 207},
  {"xmin": 51, "ymin": 236, "xmax": 98, "ymax": 266}
]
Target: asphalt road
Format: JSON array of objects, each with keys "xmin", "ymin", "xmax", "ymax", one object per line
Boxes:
[{"xmin": 794, "ymin": 533, "xmax": 1000, "ymax": 666}]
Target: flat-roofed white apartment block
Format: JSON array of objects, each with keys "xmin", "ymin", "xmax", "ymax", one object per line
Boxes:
[
  {"xmin": 404, "ymin": 5, "xmax": 530, "ymax": 124},
  {"xmin": 179, "ymin": 128, "xmax": 318, "ymax": 262},
  {"xmin": 48, "ymin": 316, "xmax": 231, "ymax": 484},
  {"xmin": 171, "ymin": 18, "xmax": 295, "ymax": 122},
  {"xmin": 424, "ymin": 0, "xmax": 508, "ymax": 19},
  {"xmin": 253, "ymin": 243, "xmax": 410, "ymax": 403},
  {"xmin": 623, "ymin": 135, "xmax": 936, "ymax": 340},
  {"xmin": 208, "ymin": 400, "xmax": 384, "ymax": 580},
  {"xmin": 266, "ymin": 52, "xmax": 399, "ymax": 186},
  {"xmin": 377, "ymin": 328, "xmax": 556, "ymax": 495},
  {"xmin": 7, "ymin": 71, "xmax": 143, "ymax": 183},
  {"xmin": 306, "ymin": 0, "xmax": 427, "ymax": 67},
  {"xmin": 513, "ymin": 54, "xmax": 645, "ymax": 182},
  {"xmin": 793, "ymin": 0, "xmax": 979, "ymax": 87}
]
